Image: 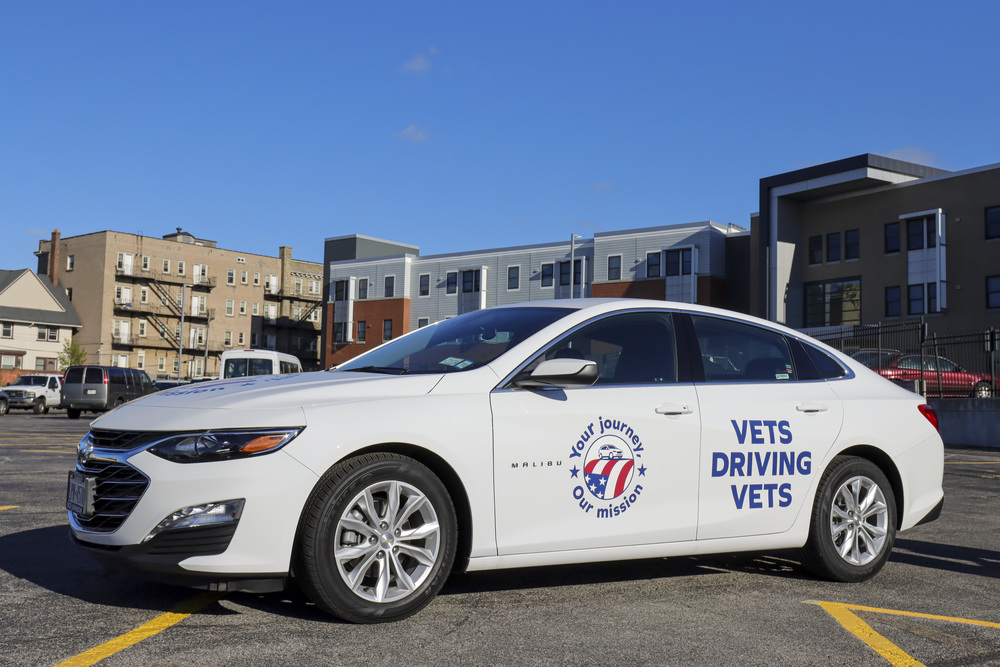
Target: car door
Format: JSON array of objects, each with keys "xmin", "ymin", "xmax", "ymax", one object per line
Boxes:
[
  {"xmin": 689, "ymin": 314, "xmax": 844, "ymax": 540},
  {"xmin": 491, "ymin": 310, "xmax": 701, "ymax": 555}
]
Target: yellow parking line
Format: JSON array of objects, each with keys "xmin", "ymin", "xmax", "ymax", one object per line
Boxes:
[
  {"xmin": 811, "ymin": 601, "xmax": 1000, "ymax": 666},
  {"xmin": 54, "ymin": 592, "xmax": 224, "ymax": 667},
  {"xmin": 0, "ymin": 505, "xmax": 19, "ymax": 511},
  {"xmin": 20, "ymin": 449, "xmax": 75, "ymax": 454}
]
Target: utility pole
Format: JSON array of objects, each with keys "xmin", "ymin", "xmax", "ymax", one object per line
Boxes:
[{"xmin": 569, "ymin": 234, "xmax": 582, "ymax": 298}]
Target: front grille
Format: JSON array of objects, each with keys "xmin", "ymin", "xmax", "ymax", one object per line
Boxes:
[
  {"xmin": 7, "ymin": 390, "xmax": 27, "ymax": 399},
  {"xmin": 88, "ymin": 430, "xmax": 157, "ymax": 452},
  {"xmin": 72, "ymin": 458, "xmax": 150, "ymax": 532}
]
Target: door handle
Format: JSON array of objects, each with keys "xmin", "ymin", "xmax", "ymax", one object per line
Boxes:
[
  {"xmin": 655, "ymin": 403, "xmax": 692, "ymax": 416},
  {"xmin": 796, "ymin": 403, "xmax": 828, "ymax": 413}
]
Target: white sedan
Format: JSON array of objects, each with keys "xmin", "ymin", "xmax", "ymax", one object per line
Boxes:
[{"xmin": 67, "ymin": 300, "xmax": 944, "ymax": 623}]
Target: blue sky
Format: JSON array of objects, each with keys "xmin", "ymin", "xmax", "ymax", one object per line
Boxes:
[{"xmin": 3, "ymin": 1, "xmax": 999, "ymax": 270}]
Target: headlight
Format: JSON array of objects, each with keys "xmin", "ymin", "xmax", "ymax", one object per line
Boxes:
[{"xmin": 147, "ymin": 428, "xmax": 303, "ymax": 463}]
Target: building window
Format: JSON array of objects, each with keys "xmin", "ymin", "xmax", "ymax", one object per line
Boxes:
[
  {"xmin": 927, "ymin": 282, "xmax": 938, "ymax": 313},
  {"xmin": 138, "ymin": 320, "xmax": 147, "ymax": 336},
  {"xmin": 446, "ymin": 272, "xmax": 457, "ymax": 294},
  {"xmin": 1, "ymin": 323, "xmax": 11, "ymax": 338},
  {"xmin": 908, "ymin": 284, "xmax": 924, "ymax": 315},
  {"xmin": 252, "ymin": 302, "xmax": 260, "ymax": 316},
  {"xmin": 356, "ymin": 321, "xmax": 366, "ymax": 344},
  {"xmin": 808, "ymin": 235, "xmax": 823, "ymax": 265},
  {"xmin": 507, "ymin": 266, "xmax": 520, "ymax": 291},
  {"xmin": 419, "ymin": 274, "xmax": 430, "ymax": 296},
  {"xmin": 227, "ymin": 269, "xmax": 235, "ymax": 285},
  {"xmin": 826, "ymin": 233, "xmax": 841, "ymax": 262},
  {"xmin": 804, "ymin": 278, "xmax": 861, "ymax": 328},
  {"xmin": 885, "ymin": 286, "xmax": 901, "ymax": 317},
  {"xmin": 0, "ymin": 354, "xmax": 21, "ymax": 369},
  {"xmin": 607, "ymin": 255, "xmax": 621, "ymax": 281},
  {"xmin": 884, "ymin": 223, "xmax": 900, "ymax": 254},
  {"xmin": 845, "ymin": 229, "xmax": 860, "ymax": 260},
  {"xmin": 334, "ymin": 280, "xmax": 349, "ymax": 301},
  {"xmin": 541, "ymin": 264, "xmax": 553, "ymax": 288},
  {"xmin": 251, "ymin": 332, "xmax": 259, "ymax": 347},
  {"xmin": 240, "ymin": 300, "xmax": 247, "ymax": 315},
  {"xmin": 294, "ymin": 278, "xmax": 302, "ymax": 293},
  {"xmin": 907, "ymin": 218, "xmax": 925, "ymax": 251},
  {"xmin": 224, "ymin": 330, "xmax": 233, "ymax": 347},
  {"xmin": 142, "ymin": 256, "xmax": 149, "ymax": 271},
  {"xmin": 37, "ymin": 326, "xmax": 58, "ymax": 342},
  {"xmin": 646, "ymin": 251, "xmax": 662, "ymax": 278},
  {"xmin": 559, "ymin": 261, "xmax": 571, "ymax": 286},
  {"xmin": 332, "ymin": 322, "xmax": 347, "ymax": 343},
  {"xmin": 242, "ymin": 270, "xmax": 249, "ymax": 284},
  {"xmin": 66, "ymin": 255, "xmax": 75, "ymax": 271},
  {"xmin": 462, "ymin": 269, "xmax": 481, "ymax": 293},
  {"xmin": 357, "ymin": 278, "xmax": 368, "ymax": 300},
  {"xmin": 177, "ymin": 261, "xmax": 185, "ymax": 276},
  {"xmin": 986, "ymin": 207, "xmax": 1000, "ymax": 240},
  {"xmin": 987, "ymin": 276, "xmax": 1000, "ymax": 308},
  {"xmin": 238, "ymin": 331, "xmax": 246, "ymax": 345},
  {"xmin": 226, "ymin": 299, "xmax": 235, "ymax": 316},
  {"xmin": 384, "ymin": 276, "xmax": 395, "ymax": 298},
  {"xmin": 253, "ymin": 272, "xmax": 261, "ymax": 286},
  {"xmin": 417, "ymin": 318, "xmax": 429, "ymax": 328},
  {"xmin": 666, "ymin": 249, "xmax": 692, "ymax": 276},
  {"xmin": 163, "ymin": 259, "xmax": 170, "ymax": 273},
  {"xmin": 383, "ymin": 320, "xmax": 393, "ymax": 341}
]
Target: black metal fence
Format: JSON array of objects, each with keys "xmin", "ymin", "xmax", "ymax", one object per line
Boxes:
[{"xmin": 810, "ymin": 320, "xmax": 1000, "ymax": 399}]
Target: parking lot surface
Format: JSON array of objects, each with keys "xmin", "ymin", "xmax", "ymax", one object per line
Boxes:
[{"xmin": 2, "ymin": 412, "xmax": 998, "ymax": 666}]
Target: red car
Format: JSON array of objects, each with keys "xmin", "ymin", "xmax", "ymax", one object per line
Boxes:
[{"xmin": 866, "ymin": 353, "xmax": 996, "ymax": 398}]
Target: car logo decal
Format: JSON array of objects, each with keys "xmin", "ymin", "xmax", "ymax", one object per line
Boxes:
[{"xmin": 568, "ymin": 417, "xmax": 647, "ymax": 518}]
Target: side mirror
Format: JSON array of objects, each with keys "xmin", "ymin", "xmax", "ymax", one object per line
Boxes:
[{"xmin": 514, "ymin": 358, "xmax": 599, "ymax": 389}]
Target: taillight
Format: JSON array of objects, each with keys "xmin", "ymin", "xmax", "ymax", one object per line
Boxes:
[{"xmin": 918, "ymin": 404, "xmax": 939, "ymax": 431}]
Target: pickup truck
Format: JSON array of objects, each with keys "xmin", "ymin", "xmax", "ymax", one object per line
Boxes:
[{"xmin": 1, "ymin": 373, "xmax": 63, "ymax": 414}]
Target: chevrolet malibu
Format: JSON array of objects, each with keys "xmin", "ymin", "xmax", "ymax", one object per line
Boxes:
[{"xmin": 67, "ymin": 300, "xmax": 944, "ymax": 623}]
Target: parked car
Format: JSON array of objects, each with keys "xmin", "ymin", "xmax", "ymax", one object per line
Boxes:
[
  {"xmin": 0, "ymin": 389, "xmax": 8, "ymax": 416},
  {"xmin": 154, "ymin": 380, "xmax": 190, "ymax": 392},
  {"xmin": 867, "ymin": 353, "xmax": 996, "ymax": 398},
  {"xmin": 67, "ymin": 300, "xmax": 944, "ymax": 624},
  {"xmin": 62, "ymin": 366, "xmax": 158, "ymax": 419},
  {"xmin": 1, "ymin": 373, "xmax": 63, "ymax": 414}
]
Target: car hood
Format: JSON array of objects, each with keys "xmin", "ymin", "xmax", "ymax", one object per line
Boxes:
[{"xmin": 91, "ymin": 371, "xmax": 444, "ymax": 431}]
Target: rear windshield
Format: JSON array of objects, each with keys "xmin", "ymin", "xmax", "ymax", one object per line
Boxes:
[{"xmin": 223, "ymin": 358, "xmax": 274, "ymax": 378}]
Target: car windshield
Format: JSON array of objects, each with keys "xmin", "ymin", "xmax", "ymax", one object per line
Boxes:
[
  {"xmin": 335, "ymin": 307, "xmax": 575, "ymax": 375},
  {"xmin": 11, "ymin": 376, "xmax": 47, "ymax": 386}
]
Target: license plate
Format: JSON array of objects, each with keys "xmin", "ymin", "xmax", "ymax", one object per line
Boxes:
[
  {"xmin": 66, "ymin": 471, "xmax": 97, "ymax": 516},
  {"xmin": 86, "ymin": 389, "xmax": 96, "ymax": 395}
]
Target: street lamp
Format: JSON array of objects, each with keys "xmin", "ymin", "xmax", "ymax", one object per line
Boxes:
[
  {"xmin": 569, "ymin": 234, "xmax": 582, "ymax": 298},
  {"xmin": 178, "ymin": 284, "xmax": 192, "ymax": 380}
]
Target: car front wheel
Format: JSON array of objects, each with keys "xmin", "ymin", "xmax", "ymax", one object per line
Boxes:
[
  {"xmin": 295, "ymin": 453, "xmax": 457, "ymax": 623},
  {"xmin": 972, "ymin": 381, "xmax": 993, "ymax": 398},
  {"xmin": 801, "ymin": 456, "xmax": 896, "ymax": 582},
  {"xmin": 0, "ymin": 400, "xmax": 7, "ymax": 416},
  {"xmin": 33, "ymin": 398, "xmax": 46, "ymax": 415}
]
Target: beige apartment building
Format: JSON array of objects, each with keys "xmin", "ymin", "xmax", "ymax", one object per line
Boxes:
[{"xmin": 35, "ymin": 228, "xmax": 323, "ymax": 379}]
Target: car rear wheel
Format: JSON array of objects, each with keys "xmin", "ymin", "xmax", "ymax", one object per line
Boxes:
[
  {"xmin": 295, "ymin": 453, "xmax": 457, "ymax": 623},
  {"xmin": 801, "ymin": 456, "xmax": 896, "ymax": 582},
  {"xmin": 972, "ymin": 381, "xmax": 993, "ymax": 398}
]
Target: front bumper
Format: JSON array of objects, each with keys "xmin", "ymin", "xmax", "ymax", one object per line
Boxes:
[{"xmin": 68, "ymin": 444, "xmax": 319, "ymax": 587}]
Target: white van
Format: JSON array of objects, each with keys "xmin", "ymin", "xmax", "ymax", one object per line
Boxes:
[{"xmin": 219, "ymin": 350, "xmax": 303, "ymax": 379}]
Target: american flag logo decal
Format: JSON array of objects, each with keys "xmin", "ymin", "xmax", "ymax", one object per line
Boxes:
[{"xmin": 583, "ymin": 435, "xmax": 635, "ymax": 500}]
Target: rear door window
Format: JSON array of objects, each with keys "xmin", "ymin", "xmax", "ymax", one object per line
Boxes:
[
  {"xmin": 84, "ymin": 367, "xmax": 104, "ymax": 384},
  {"xmin": 691, "ymin": 315, "xmax": 796, "ymax": 383}
]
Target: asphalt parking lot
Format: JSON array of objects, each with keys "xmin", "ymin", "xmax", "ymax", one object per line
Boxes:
[{"xmin": 2, "ymin": 412, "xmax": 999, "ymax": 667}]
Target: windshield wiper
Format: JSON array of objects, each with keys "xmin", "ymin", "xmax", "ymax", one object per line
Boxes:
[{"xmin": 346, "ymin": 366, "xmax": 409, "ymax": 375}]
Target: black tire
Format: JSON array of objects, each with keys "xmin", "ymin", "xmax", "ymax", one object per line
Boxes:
[
  {"xmin": 972, "ymin": 381, "xmax": 993, "ymax": 398},
  {"xmin": 33, "ymin": 398, "xmax": 46, "ymax": 415},
  {"xmin": 67, "ymin": 409, "xmax": 81, "ymax": 420},
  {"xmin": 0, "ymin": 400, "xmax": 7, "ymax": 416},
  {"xmin": 801, "ymin": 456, "xmax": 896, "ymax": 583},
  {"xmin": 295, "ymin": 453, "xmax": 457, "ymax": 624}
]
